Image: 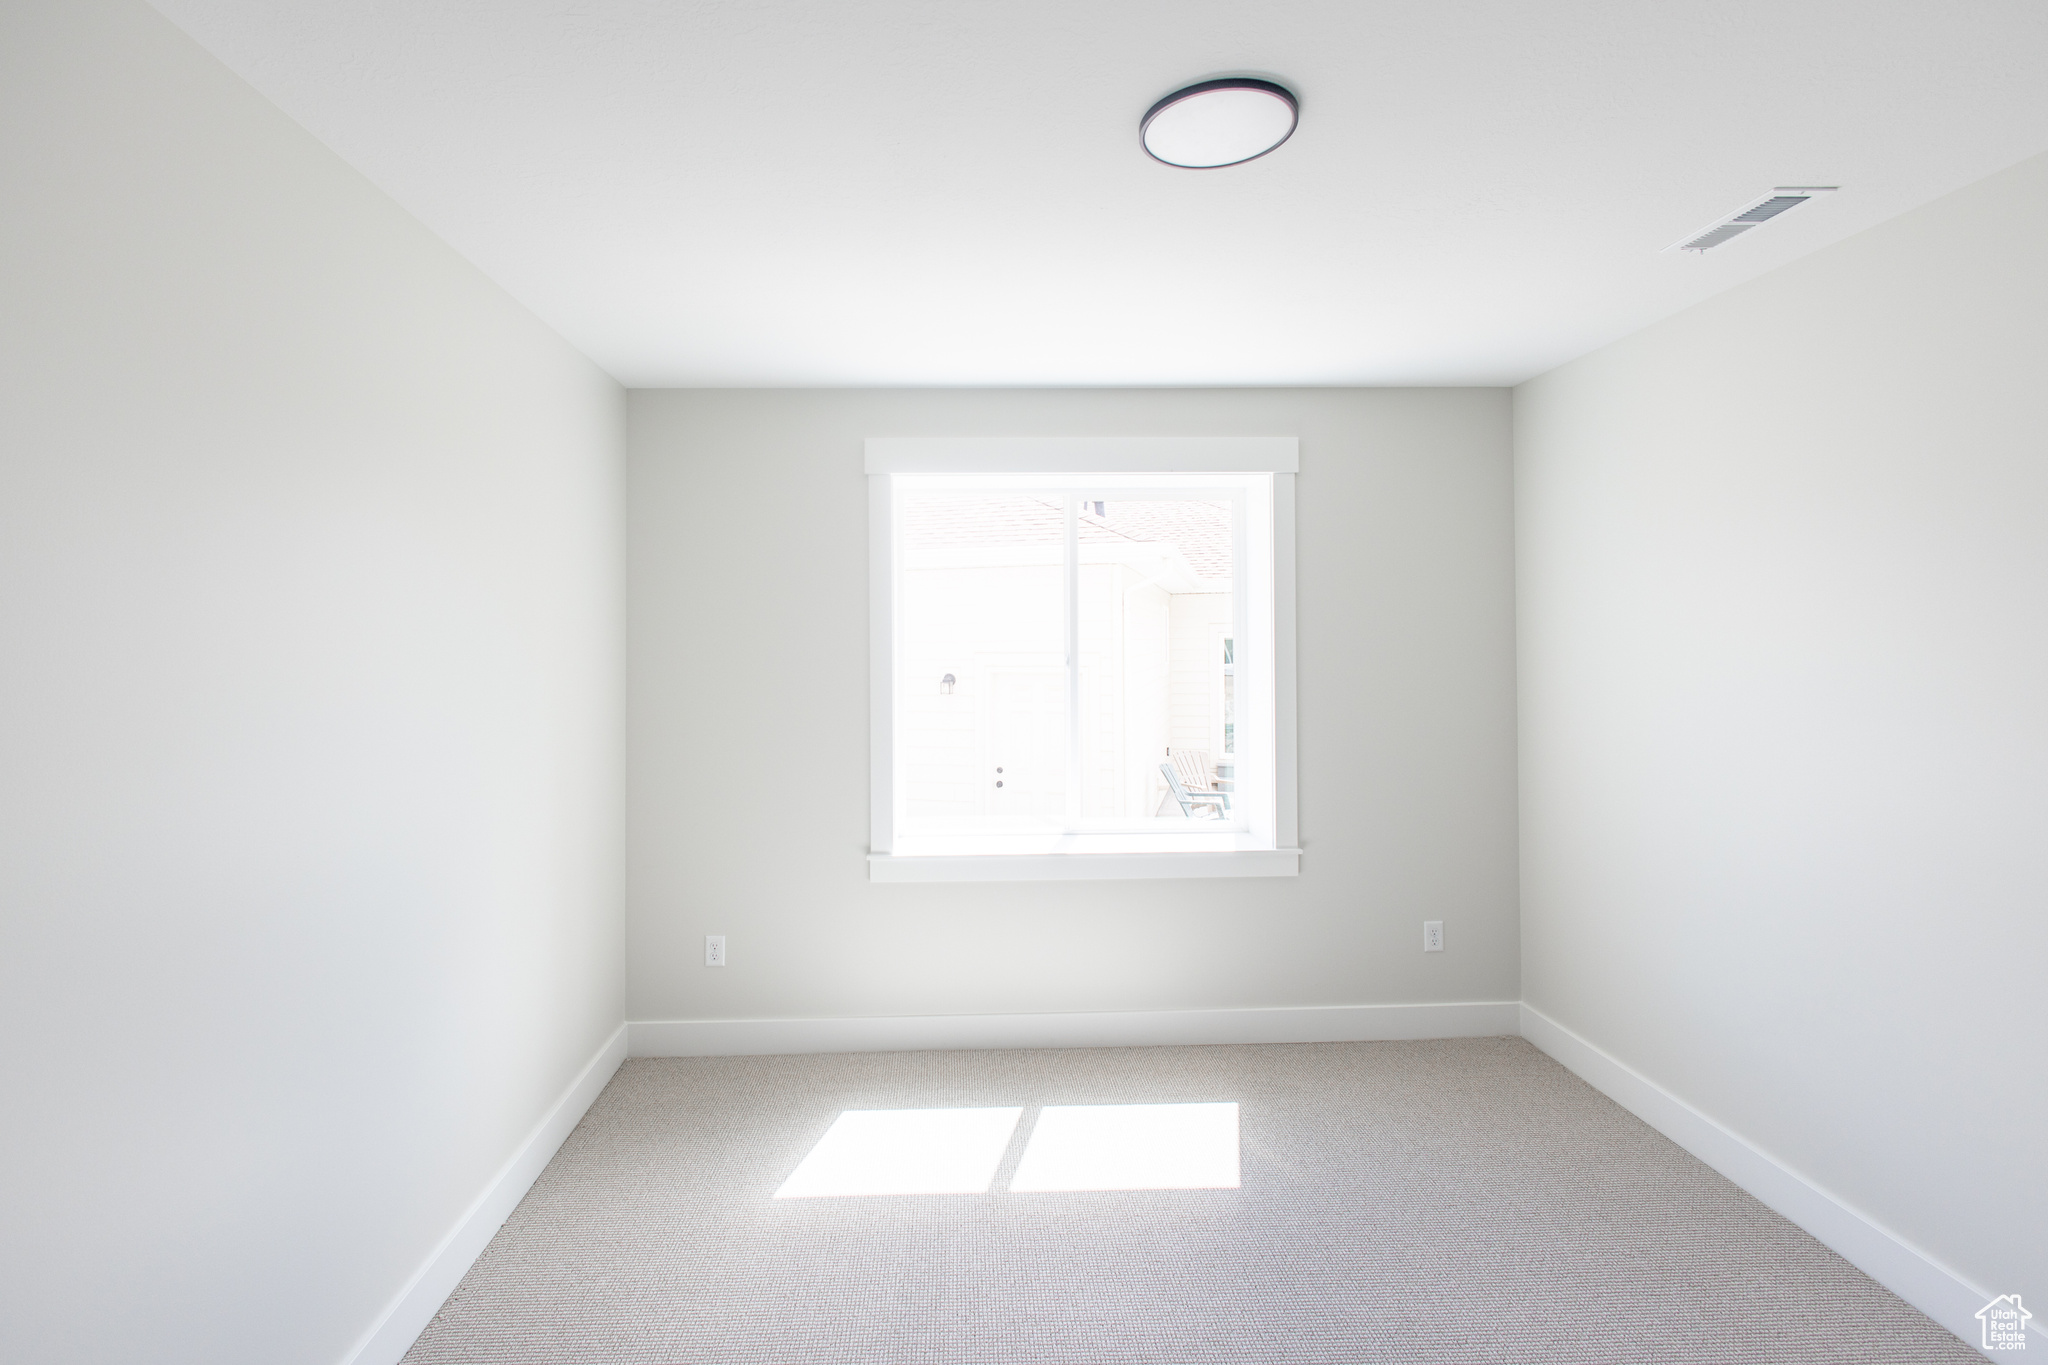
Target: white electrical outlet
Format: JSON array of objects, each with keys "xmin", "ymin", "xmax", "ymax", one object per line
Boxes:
[
  {"xmin": 705, "ymin": 935, "xmax": 726, "ymax": 968},
  {"xmin": 1423, "ymin": 921, "xmax": 1444, "ymax": 952}
]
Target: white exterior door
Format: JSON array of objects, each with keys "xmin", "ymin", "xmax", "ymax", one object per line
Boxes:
[{"xmin": 984, "ymin": 667, "xmax": 1067, "ymax": 825}]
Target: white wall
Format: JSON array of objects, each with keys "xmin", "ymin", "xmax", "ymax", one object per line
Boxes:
[
  {"xmin": 1517, "ymin": 152, "xmax": 2048, "ymax": 1319},
  {"xmin": 0, "ymin": 2, "xmax": 624, "ymax": 1362},
  {"xmin": 628, "ymin": 388, "xmax": 1516, "ymax": 1022}
]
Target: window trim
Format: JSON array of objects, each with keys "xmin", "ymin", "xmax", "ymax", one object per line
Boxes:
[{"xmin": 867, "ymin": 437, "xmax": 1300, "ymax": 883}]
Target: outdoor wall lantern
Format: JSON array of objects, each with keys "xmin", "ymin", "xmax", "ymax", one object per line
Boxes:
[{"xmin": 940, "ymin": 673, "xmax": 956, "ymax": 695}]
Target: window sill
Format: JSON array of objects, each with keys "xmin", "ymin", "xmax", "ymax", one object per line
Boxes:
[{"xmin": 867, "ymin": 849, "xmax": 1301, "ymax": 883}]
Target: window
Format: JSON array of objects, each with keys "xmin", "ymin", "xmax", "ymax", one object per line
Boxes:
[{"xmin": 868, "ymin": 439, "xmax": 1299, "ymax": 881}]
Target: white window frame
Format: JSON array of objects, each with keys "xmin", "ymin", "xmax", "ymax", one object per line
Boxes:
[{"xmin": 867, "ymin": 437, "xmax": 1300, "ymax": 882}]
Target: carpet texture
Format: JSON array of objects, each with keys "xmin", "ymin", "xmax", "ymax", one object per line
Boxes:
[{"xmin": 402, "ymin": 1037, "xmax": 1975, "ymax": 1363}]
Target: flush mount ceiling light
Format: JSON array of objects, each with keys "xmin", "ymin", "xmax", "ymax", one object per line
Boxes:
[{"xmin": 1141, "ymin": 78, "xmax": 1298, "ymax": 169}]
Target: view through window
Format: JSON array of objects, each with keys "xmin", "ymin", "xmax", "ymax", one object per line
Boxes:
[{"xmin": 891, "ymin": 472, "xmax": 1272, "ymax": 855}]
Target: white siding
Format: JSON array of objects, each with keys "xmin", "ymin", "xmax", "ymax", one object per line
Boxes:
[
  {"xmin": 1116, "ymin": 572, "xmax": 1173, "ymax": 816},
  {"xmin": 1169, "ymin": 594, "xmax": 1235, "ymax": 766}
]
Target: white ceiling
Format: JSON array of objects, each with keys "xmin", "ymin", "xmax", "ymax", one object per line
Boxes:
[{"xmin": 150, "ymin": 0, "xmax": 2048, "ymax": 387}]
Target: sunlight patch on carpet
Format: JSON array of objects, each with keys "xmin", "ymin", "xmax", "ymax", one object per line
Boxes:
[
  {"xmin": 773, "ymin": 1107, "xmax": 1022, "ymax": 1198},
  {"xmin": 1010, "ymin": 1102, "xmax": 1239, "ymax": 1192}
]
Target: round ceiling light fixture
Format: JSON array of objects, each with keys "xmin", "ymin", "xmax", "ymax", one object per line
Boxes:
[{"xmin": 1140, "ymin": 78, "xmax": 1298, "ymax": 169}]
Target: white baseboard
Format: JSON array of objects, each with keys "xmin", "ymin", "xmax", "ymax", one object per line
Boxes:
[
  {"xmin": 1519, "ymin": 1003, "xmax": 2028, "ymax": 1359},
  {"xmin": 339, "ymin": 1022, "xmax": 628, "ymax": 1365},
  {"xmin": 629, "ymin": 1000, "xmax": 1519, "ymax": 1057}
]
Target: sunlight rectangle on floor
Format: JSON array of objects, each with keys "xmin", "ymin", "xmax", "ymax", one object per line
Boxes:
[
  {"xmin": 774, "ymin": 1107, "xmax": 1023, "ymax": 1198},
  {"xmin": 1009, "ymin": 1102, "xmax": 1240, "ymax": 1192}
]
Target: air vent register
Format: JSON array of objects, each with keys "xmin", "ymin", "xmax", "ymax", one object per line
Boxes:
[{"xmin": 1669, "ymin": 187, "xmax": 1838, "ymax": 252}]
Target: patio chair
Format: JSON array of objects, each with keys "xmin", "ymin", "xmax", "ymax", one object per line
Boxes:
[
  {"xmin": 1170, "ymin": 749, "xmax": 1231, "ymax": 806},
  {"xmin": 1158, "ymin": 748, "xmax": 1232, "ymax": 819}
]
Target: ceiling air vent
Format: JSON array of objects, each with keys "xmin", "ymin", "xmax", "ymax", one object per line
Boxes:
[{"xmin": 1668, "ymin": 186, "xmax": 1838, "ymax": 252}]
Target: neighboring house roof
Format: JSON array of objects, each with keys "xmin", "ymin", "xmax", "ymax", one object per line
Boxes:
[{"xmin": 901, "ymin": 495, "xmax": 1233, "ymax": 579}]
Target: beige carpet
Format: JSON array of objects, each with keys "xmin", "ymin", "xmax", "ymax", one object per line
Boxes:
[{"xmin": 402, "ymin": 1037, "xmax": 1975, "ymax": 1363}]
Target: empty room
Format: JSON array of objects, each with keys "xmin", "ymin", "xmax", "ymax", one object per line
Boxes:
[{"xmin": 3, "ymin": 0, "xmax": 2044, "ymax": 1361}]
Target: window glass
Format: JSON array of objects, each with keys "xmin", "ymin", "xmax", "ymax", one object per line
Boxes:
[
  {"xmin": 1078, "ymin": 497, "xmax": 1233, "ymax": 823},
  {"xmin": 893, "ymin": 473, "xmax": 1261, "ymax": 850},
  {"xmin": 897, "ymin": 492, "xmax": 1066, "ymax": 833}
]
